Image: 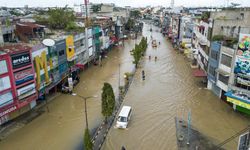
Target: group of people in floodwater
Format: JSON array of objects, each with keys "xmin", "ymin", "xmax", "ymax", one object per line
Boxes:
[{"xmin": 149, "ymin": 35, "xmax": 160, "ymax": 61}]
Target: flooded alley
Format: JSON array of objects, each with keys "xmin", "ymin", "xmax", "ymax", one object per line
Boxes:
[{"xmin": 102, "ymin": 24, "xmax": 250, "ymax": 150}]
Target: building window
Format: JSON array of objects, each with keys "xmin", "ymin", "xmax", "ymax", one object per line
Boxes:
[
  {"xmin": 59, "ymin": 50, "xmax": 65, "ymax": 56},
  {"xmin": 221, "ymin": 54, "xmax": 232, "ymax": 67},
  {"xmin": 218, "ymin": 74, "xmax": 229, "ymax": 84},
  {"xmin": 0, "ymin": 60, "xmax": 8, "ymax": 75},
  {"xmin": 211, "ymin": 51, "xmax": 218, "ymax": 60},
  {"xmin": 209, "ymin": 65, "xmax": 216, "ymax": 77},
  {"xmin": 0, "ymin": 91, "xmax": 13, "ymax": 108},
  {"xmin": 0, "ymin": 76, "xmax": 11, "ymax": 92}
]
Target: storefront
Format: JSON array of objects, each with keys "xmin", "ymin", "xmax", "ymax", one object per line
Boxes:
[{"xmin": 0, "ymin": 44, "xmax": 37, "ymax": 125}]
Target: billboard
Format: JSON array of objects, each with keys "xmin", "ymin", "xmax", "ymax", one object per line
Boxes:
[
  {"xmin": 66, "ymin": 35, "xmax": 75, "ymax": 61},
  {"xmin": 17, "ymin": 83, "xmax": 36, "ymax": 100},
  {"xmin": 234, "ymin": 34, "xmax": 250, "ymax": 75},
  {"xmin": 14, "ymin": 68, "xmax": 34, "ymax": 85},
  {"xmin": 11, "ymin": 52, "xmax": 31, "ymax": 69}
]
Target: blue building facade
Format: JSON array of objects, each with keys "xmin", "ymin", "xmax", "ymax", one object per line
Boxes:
[{"xmin": 207, "ymin": 41, "xmax": 221, "ymax": 96}]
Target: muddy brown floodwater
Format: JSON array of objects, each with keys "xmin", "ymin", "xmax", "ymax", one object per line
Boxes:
[
  {"xmin": 0, "ymin": 36, "xmax": 136, "ymax": 149},
  {"xmin": 102, "ymin": 24, "xmax": 250, "ymax": 150},
  {"xmin": 0, "ymin": 23, "xmax": 249, "ymax": 150}
]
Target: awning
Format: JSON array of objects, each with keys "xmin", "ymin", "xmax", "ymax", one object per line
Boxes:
[
  {"xmin": 193, "ymin": 69, "xmax": 207, "ymax": 77},
  {"xmin": 75, "ymin": 64, "xmax": 85, "ymax": 69},
  {"xmin": 216, "ymin": 68, "xmax": 230, "ymax": 77}
]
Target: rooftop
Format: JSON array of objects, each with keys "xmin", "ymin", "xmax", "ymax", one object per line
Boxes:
[{"xmin": 0, "ymin": 43, "xmax": 31, "ymax": 54}]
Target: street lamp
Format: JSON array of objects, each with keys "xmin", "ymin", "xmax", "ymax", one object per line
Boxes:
[{"xmin": 72, "ymin": 93, "xmax": 98, "ymax": 129}]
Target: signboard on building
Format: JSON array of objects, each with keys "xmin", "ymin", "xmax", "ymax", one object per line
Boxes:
[
  {"xmin": 237, "ymin": 131, "xmax": 250, "ymax": 150},
  {"xmin": 234, "ymin": 34, "xmax": 250, "ymax": 75},
  {"xmin": 11, "ymin": 53, "xmax": 31, "ymax": 69},
  {"xmin": 14, "ymin": 68, "xmax": 34, "ymax": 85},
  {"xmin": 66, "ymin": 35, "xmax": 75, "ymax": 61},
  {"xmin": 34, "ymin": 51, "xmax": 51, "ymax": 90},
  {"xmin": 17, "ymin": 83, "xmax": 36, "ymax": 100},
  {"xmin": 0, "ymin": 105, "xmax": 17, "ymax": 117},
  {"xmin": 68, "ymin": 77, "xmax": 73, "ymax": 92}
]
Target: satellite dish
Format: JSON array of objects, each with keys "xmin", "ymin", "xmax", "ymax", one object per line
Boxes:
[{"xmin": 42, "ymin": 39, "xmax": 55, "ymax": 47}]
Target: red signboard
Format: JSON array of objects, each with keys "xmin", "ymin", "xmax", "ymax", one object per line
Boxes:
[
  {"xmin": 14, "ymin": 68, "xmax": 34, "ymax": 85},
  {"xmin": 0, "ymin": 105, "xmax": 17, "ymax": 117}
]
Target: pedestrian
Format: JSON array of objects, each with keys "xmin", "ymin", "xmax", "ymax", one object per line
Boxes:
[
  {"xmin": 149, "ymin": 55, "xmax": 151, "ymax": 60},
  {"xmin": 155, "ymin": 56, "xmax": 157, "ymax": 61},
  {"xmin": 159, "ymin": 41, "xmax": 161, "ymax": 45}
]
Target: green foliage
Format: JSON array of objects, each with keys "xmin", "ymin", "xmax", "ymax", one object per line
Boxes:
[
  {"xmin": 212, "ymin": 35, "xmax": 238, "ymax": 48},
  {"xmin": 130, "ymin": 10, "xmax": 141, "ymax": 19},
  {"xmin": 125, "ymin": 18, "xmax": 135, "ymax": 31},
  {"xmin": 101, "ymin": 83, "xmax": 115, "ymax": 121},
  {"xmin": 34, "ymin": 15, "xmax": 48, "ymax": 25},
  {"xmin": 131, "ymin": 37, "xmax": 148, "ymax": 68},
  {"xmin": 47, "ymin": 6, "xmax": 76, "ymax": 29},
  {"xmin": 212, "ymin": 35, "xmax": 224, "ymax": 41},
  {"xmin": 91, "ymin": 4, "xmax": 102, "ymax": 13},
  {"xmin": 201, "ymin": 12, "xmax": 210, "ymax": 21},
  {"xmin": 84, "ymin": 128, "xmax": 93, "ymax": 150}
]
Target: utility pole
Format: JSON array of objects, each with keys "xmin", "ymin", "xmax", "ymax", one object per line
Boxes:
[{"xmin": 84, "ymin": 0, "xmax": 89, "ymax": 27}]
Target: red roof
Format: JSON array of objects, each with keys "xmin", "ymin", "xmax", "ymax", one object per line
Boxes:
[
  {"xmin": 193, "ymin": 69, "xmax": 207, "ymax": 77},
  {"xmin": 17, "ymin": 22, "xmax": 45, "ymax": 29},
  {"xmin": 0, "ymin": 44, "xmax": 31, "ymax": 54}
]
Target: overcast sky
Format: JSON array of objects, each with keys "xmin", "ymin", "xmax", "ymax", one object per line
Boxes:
[{"xmin": 0, "ymin": 0, "xmax": 249, "ymax": 8}]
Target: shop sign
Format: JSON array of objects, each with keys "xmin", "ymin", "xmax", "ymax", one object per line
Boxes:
[
  {"xmin": 0, "ymin": 115, "xmax": 9, "ymax": 125},
  {"xmin": 66, "ymin": 35, "xmax": 75, "ymax": 60},
  {"xmin": 234, "ymin": 34, "xmax": 250, "ymax": 76},
  {"xmin": 0, "ymin": 105, "xmax": 17, "ymax": 117},
  {"xmin": 14, "ymin": 68, "xmax": 34, "ymax": 85},
  {"xmin": 34, "ymin": 51, "xmax": 51, "ymax": 89},
  {"xmin": 68, "ymin": 77, "xmax": 73, "ymax": 92},
  {"xmin": 17, "ymin": 83, "xmax": 36, "ymax": 100},
  {"xmin": 227, "ymin": 97, "xmax": 250, "ymax": 109},
  {"xmin": 11, "ymin": 53, "xmax": 31, "ymax": 69}
]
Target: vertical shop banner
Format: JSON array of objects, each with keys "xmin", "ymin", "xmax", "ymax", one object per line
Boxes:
[
  {"xmin": 234, "ymin": 34, "xmax": 250, "ymax": 75},
  {"xmin": 14, "ymin": 68, "xmax": 34, "ymax": 85},
  {"xmin": 66, "ymin": 35, "xmax": 75, "ymax": 61},
  {"xmin": 11, "ymin": 53, "xmax": 31, "ymax": 69}
]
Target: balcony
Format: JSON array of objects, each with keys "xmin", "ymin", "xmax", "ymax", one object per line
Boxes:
[{"xmin": 74, "ymin": 33, "xmax": 85, "ymax": 41}]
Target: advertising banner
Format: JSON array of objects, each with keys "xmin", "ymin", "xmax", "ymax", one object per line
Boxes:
[
  {"xmin": 17, "ymin": 83, "xmax": 36, "ymax": 100},
  {"xmin": 66, "ymin": 35, "xmax": 75, "ymax": 61},
  {"xmin": 14, "ymin": 68, "xmax": 34, "ymax": 85},
  {"xmin": 11, "ymin": 53, "xmax": 31, "ymax": 69},
  {"xmin": 233, "ymin": 34, "xmax": 250, "ymax": 79}
]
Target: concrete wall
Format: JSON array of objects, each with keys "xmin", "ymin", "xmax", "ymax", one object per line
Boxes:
[{"xmin": 211, "ymin": 9, "xmax": 250, "ymax": 38}]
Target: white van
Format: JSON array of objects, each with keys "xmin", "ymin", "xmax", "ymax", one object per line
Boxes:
[{"xmin": 116, "ymin": 106, "xmax": 132, "ymax": 129}]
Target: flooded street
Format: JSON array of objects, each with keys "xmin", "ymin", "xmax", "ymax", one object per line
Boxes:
[
  {"xmin": 0, "ymin": 23, "xmax": 249, "ymax": 150},
  {"xmin": 0, "ymin": 38, "xmax": 135, "ymax": 149},
  {"xmin": 102, "ymin": 24, "xmax": 250, "ymax": 150}
]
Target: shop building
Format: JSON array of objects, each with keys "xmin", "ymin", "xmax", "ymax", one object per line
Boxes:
[{"xmin": 0, "ymin": 44, "xmax": 37, "ymax": 125}]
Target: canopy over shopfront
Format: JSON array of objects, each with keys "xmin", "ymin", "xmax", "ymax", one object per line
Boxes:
[{"xmin": 192, "ymin": 69, "xmax": 207, "ymax": 77}]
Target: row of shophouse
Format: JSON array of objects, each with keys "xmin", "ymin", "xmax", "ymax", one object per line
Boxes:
[
  {"xmin": 0, "ymin": 16, "xmax": 126, "ymax": 125},
  {"xmin": 162, "ymin": 8, "xmax": 250, "ymax": 115}
]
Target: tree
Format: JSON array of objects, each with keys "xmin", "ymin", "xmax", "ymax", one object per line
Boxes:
[
  {"xmin": 131, "ymin": 37, "xmax": 148, "ymax": 68},
  {"xmin": 84, "ymin": 128, "xmax": 93, "ymax": 150},
  {"xmin": 125, "ymin": 18, "xmax": 135, "ymax": 31},
  {"xmin": 130, "ymin": 10, "xmax": 141, "ymax": 19},
  {"xmin": 101, "ymin": 83, "xmax": 115, "ymax": 122}
]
